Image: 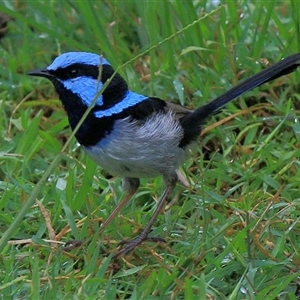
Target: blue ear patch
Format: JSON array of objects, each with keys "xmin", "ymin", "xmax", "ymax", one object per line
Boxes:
[
  {"xmin": 47, "ymin": 52, "xmax": 110, "ymax": 71},
  {"xmin": 60, "ymin": 76, "xmax": 105, "ymax": 107}
]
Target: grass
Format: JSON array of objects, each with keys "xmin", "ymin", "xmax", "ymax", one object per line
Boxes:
[{"xmin": 0, "ymin": 1, "xmax": 300, "ymax": 299}]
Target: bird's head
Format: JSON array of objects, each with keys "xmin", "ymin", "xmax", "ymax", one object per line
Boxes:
[
  {"xmin": 27, "ymin": 51, "xmax": 149, "ymax": 145},
  {"xmin": 27, "ymin": 52, "xmax": 130, "ymax": 112}
]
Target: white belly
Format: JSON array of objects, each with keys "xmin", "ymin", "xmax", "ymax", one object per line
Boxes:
[{"xmin": 83, "ymin": 111, "xmax": 186, "ymax": 179}]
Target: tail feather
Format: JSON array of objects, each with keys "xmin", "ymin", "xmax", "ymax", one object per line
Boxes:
[{"xmin": 180, "ymin": 52, "xmax": 300, "ymax": 147}]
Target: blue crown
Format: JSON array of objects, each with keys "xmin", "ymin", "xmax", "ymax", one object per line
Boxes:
[{"xmin": 47, "ymin": 52, "xmax": 111, "ymax": 71}]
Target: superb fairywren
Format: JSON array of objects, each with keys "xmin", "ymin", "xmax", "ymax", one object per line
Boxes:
[{"xmin": 28, "ymin": 52, "xmax": 300, "ymax": 257}]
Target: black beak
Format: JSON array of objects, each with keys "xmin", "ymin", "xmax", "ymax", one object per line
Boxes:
[{"xmin": 27, "ymin": 68, "xmax": 54, "ymax": 79}]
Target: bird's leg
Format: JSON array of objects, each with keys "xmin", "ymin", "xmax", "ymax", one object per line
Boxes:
[
  {"xmin": 113, "ymin": 178, "xmax": 176, "ymax": 258},
  {"xmin": 100, "ymin": 191, "xmax": 135, "ymax": 230},
  {"xmin": 100, "ymin": 178, "xmax": 139, "ymax": 230}
]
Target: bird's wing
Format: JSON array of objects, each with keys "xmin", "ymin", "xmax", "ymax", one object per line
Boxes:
[{"xmin": 165, "ymin": 101, "xmax": 194, "ymax": 120}]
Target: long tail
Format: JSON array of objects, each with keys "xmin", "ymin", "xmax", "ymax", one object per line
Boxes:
[{"xmin": 180, "ymin": 52, "xmax": 300, "ymax": 146}]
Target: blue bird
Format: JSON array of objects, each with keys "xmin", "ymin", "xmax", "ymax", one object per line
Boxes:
[{"xmin": 28, "ymin": 51, "xmax": 300, "ymax": 257}]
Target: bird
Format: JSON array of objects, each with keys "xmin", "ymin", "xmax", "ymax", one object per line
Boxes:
[{"xmin": 27, "ymin": 51, "xmax": 300, "ymax": 257}]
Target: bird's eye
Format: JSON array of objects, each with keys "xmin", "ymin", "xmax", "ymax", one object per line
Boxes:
[{"xmin": 69, "ymin": 68, "xmax": 79, "ymax": 78}]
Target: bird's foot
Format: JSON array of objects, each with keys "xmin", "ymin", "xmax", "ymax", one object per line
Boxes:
[{"xmin": 113, "ymin": 233, "xmax": 166, "ymax": 258}]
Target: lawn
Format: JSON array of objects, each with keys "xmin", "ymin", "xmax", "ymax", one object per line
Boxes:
[{"xmin": 0, "ymin": 1, "xmax": 300, "ymax": 299}]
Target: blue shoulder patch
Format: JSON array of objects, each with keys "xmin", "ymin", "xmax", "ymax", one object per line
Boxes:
[
  {"xmin": 94, "ymin": 91, "xmax": 148, "ymax": 118},
  {"xmin": 47, "ymin": 52, "xmax": 110, "ymax": 71}
]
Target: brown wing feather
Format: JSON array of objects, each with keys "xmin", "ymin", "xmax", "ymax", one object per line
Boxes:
[{"xmin": 164, "ymin": 102, "xmax": 194, "ymax": 120}]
